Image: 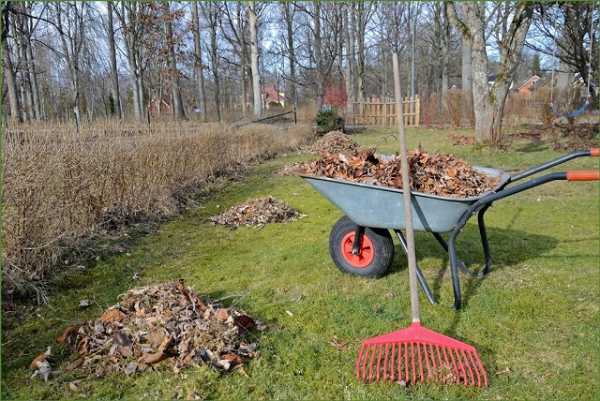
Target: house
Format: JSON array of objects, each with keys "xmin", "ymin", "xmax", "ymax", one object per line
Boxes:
[
  {"xmin": 262, "ymin": 85, "xmax": 285, "ymax": 110},
  {"xmin": 516, "ymin": 75, "xmax": 541, "ymax": 96}
]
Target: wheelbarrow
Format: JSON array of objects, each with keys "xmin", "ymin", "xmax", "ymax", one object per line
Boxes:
[{"xmin": 301, "ymin": 148, "xmax": 599, "ymax": 309}]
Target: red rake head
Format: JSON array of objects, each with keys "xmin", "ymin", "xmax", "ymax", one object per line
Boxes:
[{"xmin": 356, "ymin": 323, "xmax": 488, "ymax": 387}]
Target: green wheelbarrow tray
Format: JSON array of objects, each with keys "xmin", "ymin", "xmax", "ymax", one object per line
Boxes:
[{"xmin": 300, "ymin": 149, "xmax": 599, "ymax": 309}]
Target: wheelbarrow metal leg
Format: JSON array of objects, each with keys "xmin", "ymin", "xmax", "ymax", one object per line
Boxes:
[
  {"xmin": 431, "ymin": 231, "xmax": 470, "ymax": 274},
  {"xmin": 448, "ymin": 230, "xmax": 462, "ymax": 310},
  {"xmin": 394, "ymin": 230, "xmax": 436, "ymax": 304},
  {"xmin": 478, "ymin": 205, "xmax": 493, "ymax": 276}
]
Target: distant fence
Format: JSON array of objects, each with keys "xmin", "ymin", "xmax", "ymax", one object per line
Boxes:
[{"xmin": 346, "ymin": 96, "xmax": 420, "ymax": 127}]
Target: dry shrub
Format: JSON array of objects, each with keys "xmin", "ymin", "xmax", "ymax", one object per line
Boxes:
[
  {"xmin": 421, "ymin": 90, "xmax": 473, "ymax": 128},
  {"xmin": 4, "ymin": 121, "xmax": 312, "ymax": 298}
]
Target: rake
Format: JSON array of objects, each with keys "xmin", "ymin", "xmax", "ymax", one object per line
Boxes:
[{"xmin": 355, "ymin": 52, "xmax": 488, "ymax": 387}]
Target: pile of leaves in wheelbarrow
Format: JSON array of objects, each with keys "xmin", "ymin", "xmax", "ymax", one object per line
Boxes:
[
  {"xmin": 298, "ymin": 148, "xmax": 499, "ymax": 197},
  {"xmin": 211, "ymin": 196, "xmax": 301, "ymax": 228},
  {"xmin": 52, "ymin": 280, "xmax": 260, "ymax": 378},
  {"xmin": 309, "ymin": 131, "xmax": 359, "ymax": 154}
]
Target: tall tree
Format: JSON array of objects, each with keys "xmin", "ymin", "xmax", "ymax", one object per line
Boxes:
[
  {"xmin": 53, "ymin": 2, "xmax": 88, "ymax": 129},
  {"xmin": 2, "ymin": 4, "xmax": 22, "ymax": 123},
  {"xmin": 163, "ymin": 2, "xmax": 186, "ymax": 120},
  {"xmin": 282, "ymin": 2, "xmax": 296, "ymax": 107},
  {"xmin": 202, "ymin": 1, "xmax": 222, "ymax": 121},
  {"xmin": 448, "ymin": 2, "xmax": 533, "ymax": 143},
  {"xmin": 191, "ymin": 1, "xmax": 207, "ymax": 121},
  {"xmin": 105, "ymin": 1, "xmax": 121, "ymax": 119},
  {"xmin": 248, "ymin": 4, "xmax": 261, "ymax": 118}
]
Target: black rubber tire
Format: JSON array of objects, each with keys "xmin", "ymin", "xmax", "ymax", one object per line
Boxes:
[{"xmin": 329, "ymin": 216, "xmax": 394, "ymax": 278}]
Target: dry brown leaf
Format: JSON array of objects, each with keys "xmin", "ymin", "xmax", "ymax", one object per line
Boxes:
[{"xmin": 100, "ymin": 308, "xmax": 126, "ymax": 323}]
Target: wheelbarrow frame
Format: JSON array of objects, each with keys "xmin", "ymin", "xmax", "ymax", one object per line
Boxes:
[{"xmin": 302, "ymin": 149, "xmax": 598, "ymax": 309}]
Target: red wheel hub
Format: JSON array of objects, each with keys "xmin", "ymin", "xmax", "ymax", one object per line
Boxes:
[{"xmin": 341, "ymin": 232, "xmax": 374, "ymax": 268}]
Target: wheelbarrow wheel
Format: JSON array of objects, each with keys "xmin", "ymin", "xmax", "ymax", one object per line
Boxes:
[{"xmin": 329, "ymin": 216, "xmax": 394, "ymax": 278}]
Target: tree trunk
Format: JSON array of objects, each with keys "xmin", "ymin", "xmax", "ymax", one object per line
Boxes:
[
  {"xmin": 343, "ymin": 8, "xmax": 353, "ymax": 106},
  {"xmin": 3, "ymin": 33, "xmax": 22, "ymax": 123},
  {"xmin": 410, "ymin": 7, "xmax": 417, "ymax": 98},
  {"xmin": 106, "ymin": 1, "xmax": 122, "ymax": 119},
  {"xmin": 191, "ymin": 1, "xmax": 207, "ymax": 121},
  {"xmin": 355, "ymin": 3, "xmax": 366, "ymax": 101},
  {"xmin": 283, "ymin": 2, "xmax": 296, "ymax": 107},
  {"xmin": 248, "ymin": 7, "xmax": 261, "ymax": 118},
  {"xmin": 313, "ymin": 0, "xmax": 324, "ymax": 109},
  {"xmin": 208, "ymin": 6, "xmax": 221, "ymax": 121},
  {"xmin": 164, "ymin": 3, "xmax": 186, "ymax": 120},
  {"xmin": 441, "ymin": 3, "xmax": 449, "ymax": 114}
]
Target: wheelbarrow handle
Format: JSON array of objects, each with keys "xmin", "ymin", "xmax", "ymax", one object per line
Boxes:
[
  {"xmin": 566, "ymin": 170, "xmax": 600, "ymax": 181},
  {"xmin": 511, "ymin": 149, "xmax": 598, "ymax": 182}
]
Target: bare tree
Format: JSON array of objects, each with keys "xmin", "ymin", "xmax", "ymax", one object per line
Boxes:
[
  {"xmin": 53, "ymin": 2, "xmax": 89, "ymax": 129},
  {"xmin": 105, "ymin": 1, "xmax": 121, "ymax": 119},
  {"xmin": 527, "ymin": 3, "xmax": 598, "ymax": 105},
  {"xmin": 2, "ymin": 3, "xmax": 22, "ymax": 123},
  {"xmin": 202, "ymin": 1, "xmax": 222, "ymax": 121},
  {"xmin": 448, "ymin": 2, "xmax": 533, "ymax": 143},
  {"xmin": 282, "ymin": 2, "xmax": 296, "ymax": 107},
  {"xmin": 163, "ymin": 2, "xmax": 186, "ymax": 120},
  {"xmin": 191, "ymin": 1, "xmax": 207, "ymax": 121},
  {"xmin": 248, "ymin": 4, "xmax": 261, "ymax": 117}
]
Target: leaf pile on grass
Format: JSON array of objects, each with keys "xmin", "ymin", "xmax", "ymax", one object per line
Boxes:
[
  {"xmin": 309, "ymin": 131, "xmax": 358, "ymax": 154},
  {"xmin": 211, "ymin": 196, "xmax": 301, "ymax": 228},
  {"xmin": 298, "ymin": 148, "xmax": 499, "ymax": 197},
  {"xmin": 54, "ymin": 280, "xmax": 260, "ymax": 378}
]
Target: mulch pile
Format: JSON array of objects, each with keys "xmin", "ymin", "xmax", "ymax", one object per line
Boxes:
[
  {"xmin": 211, "ymin": 196, "xmax": 300, "ymax": 227},
  {"xmin": 53, "ymin": 280, "xmax": 260, "ymax": 378},
  {"xmin": 309, "ymin": 131, "xmax": 359, "ymax": 154},
  {"xmin": 298, "ymin": 148, "xmax": 498, "ymax": 198}
]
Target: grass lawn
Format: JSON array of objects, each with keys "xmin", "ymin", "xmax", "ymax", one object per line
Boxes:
[{"xmin": 2, "ymin": 127, "xmax": 599, "ymax": 400}]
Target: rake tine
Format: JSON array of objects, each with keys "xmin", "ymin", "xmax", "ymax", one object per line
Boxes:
[
  {"xmin": 367, "ymin": 345, "xmax": 377, "ymax": 382},
  {"xmin": 382, "ymin": 344, "xmax": 389, "ymax": 382},
  {"xmin": 356, "ymin": 345, "xmax": 364, "ymax": 380},
  {"xmin": 390, "ymin": 344, "xmax": 395, "ymax": 382},
  {"xmin": 404, "ymin": 342, "xmax": 409, "ymax": 384},
  {"xmin": 416, "ymin": 343, "xmax": 424, "ymax": 383},
  {"xmin": 361, "ymin": 346, "xmax": 370, "ymax": 380},
  {"xmin": 423, "ymin": 344, "xmax": 432, "ymax": 381},
  {"xmin": 376, "ymin": 345, "xmax": 383, "ymax": 382},
  {"xmin": 466, "ymin": 350, "xmax": 481, "ymax": 387},
  {"xmin": 461, "ymin": 350, "xmax": 475, "ymax": 386}
]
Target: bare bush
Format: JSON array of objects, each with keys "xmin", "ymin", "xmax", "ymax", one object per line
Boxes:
[{"xmin": 4, "ymin": 121, "xmax": 312, "ymax": 297}]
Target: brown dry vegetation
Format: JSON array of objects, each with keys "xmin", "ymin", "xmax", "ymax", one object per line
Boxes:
[{"xmin": 4, "ymin": 121, "xmax": 312, "ymax": 298}]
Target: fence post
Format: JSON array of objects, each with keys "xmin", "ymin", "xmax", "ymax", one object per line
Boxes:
[{"xmin": 415, "ymin": 95, "xmax": 420, "ymax": 127}]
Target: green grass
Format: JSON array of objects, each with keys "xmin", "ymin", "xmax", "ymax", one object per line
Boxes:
[{"xmin": 2, "ymin": 128, "xmax": 599, "ymax": 400}]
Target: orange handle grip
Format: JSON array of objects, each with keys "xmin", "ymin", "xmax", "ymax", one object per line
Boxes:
[
  {"xmin": 566, "ymin": 170, "xmax": 600, "ymax": 181},
  {"xmin": 591, "ymin": 148, "xmax": 599, "ymax": 157}
]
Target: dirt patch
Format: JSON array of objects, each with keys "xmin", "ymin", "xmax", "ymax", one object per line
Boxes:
[
  {"xmin": 211, "ymin": 196, "xmax": 301, "ymax": 228},
  {"xmin": 52, "ymin": 280, "xmax": 260, "ymax": 378},
  {"xmin": 297, "ymin": 148, "xmax": 499, "ymax": 198},
  {"xmin": 309, "ymin": 131, "xmax": 358, "ymax": 154}
]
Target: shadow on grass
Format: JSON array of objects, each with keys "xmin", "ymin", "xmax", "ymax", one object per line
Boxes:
[{"xmin": 388, "ymin": 224, "xmax": 559, "ymax": 306}]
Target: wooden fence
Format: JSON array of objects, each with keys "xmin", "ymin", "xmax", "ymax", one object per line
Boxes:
[{"xmin": 347, "ymin": 96, "xmax": 420, "ymax": 127}]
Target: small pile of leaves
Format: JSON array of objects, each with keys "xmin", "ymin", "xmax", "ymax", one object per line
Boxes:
[
  {"xmin": 299, "ymin": 148, "xmax": 498, "ymax": 198},
  {"xmin": 448, "ymin": 133, "xmax": 476, "ymax": 146},
  {"xmin": 211, "ymin": 196, "xmax": 300, "ymax": 227},
  {"xmin": 309, "ymin": 131, "xmax": 358, "ymax": 154},
  {"xmin": 54, "ymin": 280, "xmax": 259, "ymax": 378}
]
